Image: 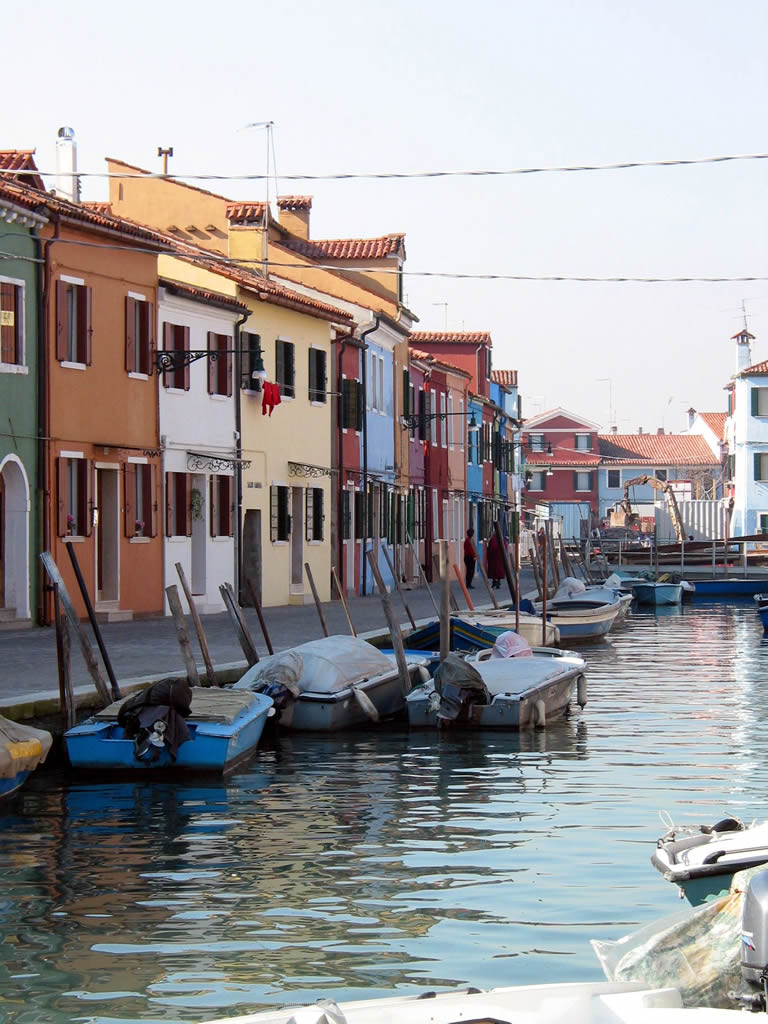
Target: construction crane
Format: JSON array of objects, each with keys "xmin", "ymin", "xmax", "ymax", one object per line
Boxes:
[{"xmin": 618, "ymin": 475, "xmax": 684, "ymax": 543}]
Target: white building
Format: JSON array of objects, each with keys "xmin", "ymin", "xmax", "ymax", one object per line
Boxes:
[
  {"xmin": 725, "ymin": 328, "xmax": 768, "ymax": 539},
  {"xmin": 157, "ymin": 279, "xmax": 248, "ymax": 613}
]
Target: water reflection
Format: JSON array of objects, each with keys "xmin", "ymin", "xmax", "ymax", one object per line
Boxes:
[{"xmin": 1, "ymin": 603, "xmax": 768, "ymax": 1022}]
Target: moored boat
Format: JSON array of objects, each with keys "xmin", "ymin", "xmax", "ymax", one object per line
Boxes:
[
  {"xmin": 454, "ymin": 608, "xmax": 560, "ymax": 647},
  {"xmin": 631, "ymin": 580, "xmax": 683, "ymax": 605},
  {"xmin": 754, "ymin": 593, "xmax": 768, "ymax": 631},
  {"xmin": 233, "ymin": 635, "xmax": 430, "ymax": 731},
  {"xmin": 0, "ymin": 715, "xmax": 52, "ymax": 799},
  {"xmin": 651, "ymin": 815, "xmax": 768, "ymax": 905},
  {"xmin": 65, "ymin": 685, "xmax": 273, "ymax": 773},
  {"xmin": 406, "ymin": 649, "xmax": 586, "ymax": 729}
]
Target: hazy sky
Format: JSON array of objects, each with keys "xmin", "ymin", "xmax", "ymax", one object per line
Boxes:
[{"xmin": 5, "ymin": 0, "xmax": 766, "ymax": 432}]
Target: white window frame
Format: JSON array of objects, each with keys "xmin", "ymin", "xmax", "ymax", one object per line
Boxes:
[
  {"xmin": 529, "ymin": 433, "xmax": 545, "ymax": 452},
  {"xmin": 575, "ymin": 471, "xmax": 592, "ymax": 492},
  {"xmin": 0, "ymin": 274, "xmax": 26, "ymax": 373}
]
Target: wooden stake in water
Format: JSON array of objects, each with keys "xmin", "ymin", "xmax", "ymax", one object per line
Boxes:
[
  {"xmin": 166, "ymin": 584, "xmax": 201, "ymax": 686},
  {"xmin": 439, "ymin": 540, "xmax": 451, "ymax": 663},
  {"xmin": 175, "ymin": 562, "xmax": 216, "ymax": 686},
  {"xmin": 331, "ymin": 566, "xmax": 356, "ymax": 636},
  {"xmin": 304, "ymin": 562, "xmax": 330, "ymax": 637},
  {"xmin": 366, "ymin": 550, "xmax": 410, "ymax": 696},
  {"xmin": 246, "ymin": 577, "xmax": 274, "ymax": 655},
  {"xmin": 219, "ymin": 582, "xmax": 259, "ymax": 666}
]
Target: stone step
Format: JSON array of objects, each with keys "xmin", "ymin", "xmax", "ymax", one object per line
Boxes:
[
  {"xmin": 95, "ymin": 603, "xmax": 134, "ymax": 624},
  {"xmin": 0, "ymin": 607, "xmax": 17, "ymax": 622}
]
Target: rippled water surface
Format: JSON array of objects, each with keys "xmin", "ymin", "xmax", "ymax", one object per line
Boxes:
[{"xmin": 2, "ymin": 600, "xmax": 768, "ymax": 1023}]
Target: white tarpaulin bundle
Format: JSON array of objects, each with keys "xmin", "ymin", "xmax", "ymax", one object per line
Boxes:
[
  {"xmin": 235, "ymin": 636, "xmax": 396, "ymax": 696},
  {"xmin": 0, "ymin": 715, "xmax": 52, "ymax": 779}
]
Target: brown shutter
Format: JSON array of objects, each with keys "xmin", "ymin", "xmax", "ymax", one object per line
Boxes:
[
  {"xmin": 226, "ymin": 336, "xmax": 233, "ymax": 397},
  {"xmin": 165, "ymin": 472, "xmax": 174, "ymax": 536},
  {"xmin": 184, "ymin": 474, "xmax": 192, "ymax": 536},
  {"xmin": 209, "ymin": 476, "xmax": 218, "ymax": 538},
  {"xmin": 207, "ymin": 332, "xmax": 216, "ymax": 394},
  {"xmin": 125, "ymin": 297, "xmax": 136, "ymax": 373},
  {"xmin": 124, "ymin": 463, "xmax": 135, "ymax": 536},
  {"xmin": 144, "ymin": 301, "xmax": 155, "ymax": 376},
  {"xmin": 57, "ymin": 457, "xmax": 67, "ymax": 536},
  {"xmin": 84, "ymin": 460, "xmax": 94, "ymax": 536},
  {"xmin": 183, "ymin": 326, "xmax": 191, "ymax": 390},
  {"xmin": 161, "ymin": 322, "xmax": 171, "ymax": 386},
  {"xmin": 148, "ymin": 464, "xmax": 158, "ymax": 537},
  {"xmin": 226, "ymin": 477, "xmax": 234, "ymax": 538},
  {"xmin": 78, "ymin": 286, "xmax": 93, "ymax": 365},
  {"xmin": 55, "ymin": 281, "xmax": 68, "ymax": 361}
]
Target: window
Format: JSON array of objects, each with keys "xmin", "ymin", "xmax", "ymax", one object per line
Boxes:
[
  {"xmin": 527, "ymin": 471, "xmax": 546, "ymax": 491},
  {"xmin": 529, "ymin": 433, "xmax": 545, "ymax": 451},
  {"xmin": 242, "ymin": 332, "xmax": 263, "ymax": 389},
  {"xmin": 165, "ymin": 472, "xmax": 191, "ymax": 537},
  {"xmin": 210, "ymin": 475, "xmax": 234, "ymax": 537},
  {"xmin": 459, "ymin": 399, "xmax": 464, "ymax": 451},
  {"xmin": 341, "ymin": 378, "xmax": 363, "ymax": 430},
  {"xmin": 574, "ymin": 433, "xmax": 593, "ymax": 451},
  {"xmin": 574, "ymin": 471, "xmax": 594, "ymax": 491},
  {"xmin": 57, "ymin": 456, "xmax": 92, "ymax": 536},
  {"xmin": 760, "ymin": 514, "xmax": 768, "ymax": 535},
  {"xmin": 270, "ymin": 484, "xmax": 290, "ymax": 541},
  {"xmin": 0, "ymin": 279, "xmax": 23, "ymax": 366},
  {"xmin": 418, "ymin": 389, "xmax": 429, "ymax": 441},
  {"xmin": 354, "ymin": 490, "xmax": 366, "ymax": 539},
  {"xmin": 56, "ymin": 279, "xmax": 92, "ymax": 365},
  {"xmin": 125, "ymin": 296, "xmax": 154, "ymax": 375},
  {"xmin": 607, "ymin": 469, "xmax": 620, "ymax": 488},
  {"xmin": 342, "ymin": 489, "xmax": 351, "ymax": 540},
  {"xmin": 655, "ymin": 469, "xmax": 668, "ymax": 482},
  {"xmin": 429, "ymin": 391, "xmax": 437, "ymax": 446},
  {"xmin": 440, "ymin": 392, "xmax": 447, "ymax": 447},
  {"xmin": 755, "ymin": 454, "xmax": 768, "ymax": 482},
  {"xmin": 308, "ymin": 348, "xmax": 327, "ymax": 403},
  {"xmin": 208, "ymin": 332, "xmax": 232, "ymax": 397},
  {"xmin": 447, "ymin": 394, "xmax": 454, "ymax": 447},
  {"xmin": 275, "ymin": 338, "xmax": 295, "ymax": 397},
  {"xmin": 752, "ymin": 388, "xmax": 768, "ymax": 417},
  {"xmin": 124, "ymin": 462, "xmax": 157, "ymax": 537},
  {"xmin": 369, "ymin": 353, "xmax": 377, "ymax": 411},
  {"xmin": 161, "ymin": 323, "xmax": 190, "ymax": 389},
  {"xmin": 408, "ymin": 382, "xmax": 416, "ymax": 438},
  {"xmin": 305, "ymin": 487, "xmax": 324, "ymax": 541}
]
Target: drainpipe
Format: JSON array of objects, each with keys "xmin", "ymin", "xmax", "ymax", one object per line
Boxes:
[
  {"xmin": 38, "ymin": 214, "xmax": 60, "ymax": 625},
  {"xmin": 359, "ymin": 314, "xmax": 380, "ymax": 596},
  {"xmin": 233, "ymin": 308, "xmax": 249, "ymax": 601}
]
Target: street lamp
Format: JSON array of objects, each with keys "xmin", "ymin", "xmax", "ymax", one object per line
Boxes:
[{"xmin": 400, "ymin": 410, "xmax": 480, "ymax": 431}]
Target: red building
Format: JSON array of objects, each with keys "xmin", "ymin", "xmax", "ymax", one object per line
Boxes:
[{"xmin": 521, "ymin": 408, "xmax": 601, "ymax": 528}]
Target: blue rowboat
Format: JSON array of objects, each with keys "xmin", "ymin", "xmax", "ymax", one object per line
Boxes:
[
  {"xmin": 692, "ymin": 578, "xmax": 768, "ymax": 597},
  {"xmin": 755, "ymin": 594, "xmax": 768, "ymax": 631},
  {"xmin": 65, "ymin": 687, "xmax": 273, "ymax": 773},
  {"xmin": 0, "ymin": 716, "xmax": 52, "ymax": 800},
  {"xmin": 631, "ymin": 581, "xmax": 683, "ymax": 606}
]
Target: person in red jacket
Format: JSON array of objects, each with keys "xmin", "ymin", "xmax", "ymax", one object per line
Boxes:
[
  {"xmin": 463, "ymin": 529, "xmax": 476, "ymax": 589},
  {"xmin": 486, "ymin": 528, "xmax": 506, "ymax": 589}
]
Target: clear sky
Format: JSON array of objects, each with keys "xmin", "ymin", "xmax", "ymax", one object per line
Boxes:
[{"xmin": 5, "ymin": 0, "xmax": 766, "ymax": 433}]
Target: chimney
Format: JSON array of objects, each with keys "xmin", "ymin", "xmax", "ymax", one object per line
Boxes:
[
  {"xmin": 638, "ymin": 427, "xmax": 643, "ymax": 434},
  {"xmin": 732, "ymin": 328, "xmax": 755, "ymax": 373},
  {"xmin": 277, "ymin": 195, "xmax": 312, "ymax": 239},
  {"xmin": 687, "ymin": 407, "xmax": 696, "ymax": 429},
  {"xmin": 657, "ymin": 427, "xmax": 665, "ymax": 435},
  {"xmin": 610, "ymin": 425, "xmax": 617, "ymax": 434},
  {"xmin": 55, "ymin": 126, "xmax": 80, "ymax": 202}
]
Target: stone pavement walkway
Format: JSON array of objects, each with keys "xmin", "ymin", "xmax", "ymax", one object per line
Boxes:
[{"xmin": 0, "ymin": 572, "xmax": 534, "ymax": 713}]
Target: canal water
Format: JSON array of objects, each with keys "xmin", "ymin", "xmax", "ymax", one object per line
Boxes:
[{"xmin": 2, "ymin": 599, "xmax": 768, "ymax": 1024}]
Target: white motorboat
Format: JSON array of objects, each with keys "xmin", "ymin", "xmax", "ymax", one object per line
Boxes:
[
  {"xmin": 651, "ymin": 814, "xmax": 768, "ymax": 904},
  {"xmin": 454, "ymin": 608, "xmax": 560, "ymax": 646},
  {"xmin": 233, "ymin": 635, "xmax": 429, "ymax": 731},
  {"xmin": 406, "ymin": 648, "xmax": 586, "ymax": 729}
]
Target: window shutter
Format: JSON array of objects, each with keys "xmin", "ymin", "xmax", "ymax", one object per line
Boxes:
[
  {"xmin": 270, "ymin": 485, "xmax": 278, "ymax": 541},
  {"xmin": 589, "ymin": 471, "xmax": 594, "ymax": 490},
  {"xmin": 587, "ymin": 435, "xmax": 593, "ymax": 450},
  {"xmin": 225, "ymin": 335, "xmax": 233, "ymax": 396},
  {"xmin": 308, "ymin": 350, "xmax": 316, "ymax": 401},
  {"xmin": 226, "ymin": 478, "xmax": 234, "ymax": 537},
  {"xmin": 540, "ymin": 471, "xmax": 546, "ymax": 492},
  {"xmin": 207, "ymin": 332, "xmax": 216, "ymax": 394},
  {"xmin": 148, "ymin": 464, "xmax": 158, "ymax": 537},
  {"xmin": 275, "ymin": 340, "xmax": 285, "ymax": 391},
  {"xmin": 418, "ymin": 389, "xmax": 426, "ymax": 440},
  {"xmin": 315, "ymin": 488, "xmax": 324, "ymax": 541},
  {"xmin": 83, "ymin": 286, "xmax": 93, "ymax": 365},
  {"xmin": 55, "ymin": 281, "xmax": 68, "ymax": 361},
  {"xmin": 752, "ymin": 388, "xmax": 759, "ymax": 416},
  {"xmin": 165, "ymin": 472, "xmax": 174, "ymax": 536},
  {"xmin": 183, "ymin": 474, "xmax": 192, "ymax": 536},
  {"xmin": 355, "ymin": 380, "xmax": 363, "ymax": 430},
  {"xmin": 84, "ymin": 460, "xmax": 94, "ymax": 536},
  {"xmin": 318, "ymin": 350, "xmax": 327, "ymax": 401},
  {"xmin": 56, "ymin": 457, "xmax": 67, "ymax": 536},
  {"xmin": 403, "ymin": 369, "xmax": 410, "ymax": 416},
  {"xmin": 124, "ymin": 463, "xmax": 135, "ymax": 536},
  {"xmin": 125, "ymin": 297, "xmax": 136, "ymax": 372},
  {"xmin": 182, "ymin": 326, "xmax": 191, "ymax": 390},
  {"xmin": 755, "ymin": 453, "xmax": 763, "ymax": 481},
  {"xmin": 341, "ymin": 378, "xmax": 351, "ymax": 428},
  {"xmin": 144, "ymin": 302, "xmax": 155, "ymax": 376},
  {"xmin": 161, "ymin": 322, "xmax": 172, "ymax": 386},
  {"xmin": 305, "ymin": 487, "xmax": 313, "ymax": 540},
  {"xmin": 210, "ymin": 476, "xmax": 219, "ymax": 537},
  {"xmin": 286, "ymin": 342, "xmax": 295, "ymax": 396},
  {"xmin": 280, "ymin": 487, "xmax": 291, "ymax": 539}
]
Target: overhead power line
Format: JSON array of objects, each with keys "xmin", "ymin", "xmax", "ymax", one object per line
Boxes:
[{"xmin": 3, "ymin": 152, "xmax": 768, "ymax": 183}]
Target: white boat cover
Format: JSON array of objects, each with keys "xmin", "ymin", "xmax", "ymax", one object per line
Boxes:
[
  {"xmin": 235, "ymin": 636, "xmax": 396, "ymax": 696},
  {"xmin": 556, "ymin": 576, "xmax": 587, "ymax": 597},
  {"xmin": 0, "ymin": 715, "xmax": 52, "ymax": 779},
  {"xmin": 471, "ymin": 656, "xmax": 582, "ymax": 698}
]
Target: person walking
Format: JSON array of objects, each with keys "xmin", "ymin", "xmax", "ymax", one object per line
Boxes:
[
  {"xmin": 463, "ymin": 528, "xmax": 476, "ymax": 589},
  {"xmin": 487, "ymin": 528, "xmax": 506, "ymax": 589}
]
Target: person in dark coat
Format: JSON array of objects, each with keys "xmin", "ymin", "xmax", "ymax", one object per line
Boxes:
[
  {"xmin": 463, "ymin": 528, "xmax": 476, "ymax": 589},
  {"xmin": 486, "ymin": 530, "xmax": 506, "ymax": 589}
]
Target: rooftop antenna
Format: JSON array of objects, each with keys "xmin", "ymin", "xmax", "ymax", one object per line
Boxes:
[
  {"xmin": 157, "ymin": 146, "xmax": 173, "ymax": 175},
  {"xmin": 432, "ymin": 302, "xmax": 448, "ymax": 330},
  {"xmin": 242, "ymin": 120, "xmax": 275, "ymax": 278}
]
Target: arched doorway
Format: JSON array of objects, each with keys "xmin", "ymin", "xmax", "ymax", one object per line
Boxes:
[{"xmin": 0, "ymin": 455, "xmax": 31, "ymax": 621}]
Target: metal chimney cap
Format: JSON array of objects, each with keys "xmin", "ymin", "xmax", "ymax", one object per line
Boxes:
[{"xmin": 57, "ymin": 127, "xmax": 75, "ymax": 140}]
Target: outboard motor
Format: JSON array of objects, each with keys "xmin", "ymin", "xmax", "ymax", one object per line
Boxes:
[
  {"xmin": 735, "ymin": 869, "xmax": 768, "ymax": 1011},
  {"xmin": 432, "ymin": 654, "xmax": 489, "ymax": 725}
]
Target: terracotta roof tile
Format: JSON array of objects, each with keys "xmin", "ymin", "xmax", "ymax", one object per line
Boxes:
[
  {"xmin": 281, "ymin": 233, "xmax": 404, "ymax": 261},
  {"xmin": 597, "ymin": 433, "xmax": 717, "ymax": 465},
  {"xmin": 226, "ymin": 201, "xmax": 267, "ymax": 224},
  {"xmin": 159, "ymin": 278, "xmax": 248, "ymax": 313},
  {"xmin": 698, "ymin": 412, "xmax": 727, "ymax": 439},
  {"xmin": 277, "ymin": 195, "xmax": 312, "ymax": 211},
  {"xmin": 82, "ymin": 201, "xmax": 114, "ymax": 216},
  {"xmin": 521, "ymin": 447, "xmax": 601, "ymax": 467},
  {"xmin": 738, "ymin": 359, "xmax": 768, "ymax": 377},
  {"xmin": 411, "ymin": 331, "xmax": 492, "ymax": 346},
  {"xmin": 492, "ymin": 369, "xmax": 517, "ymax": 387},
  {"xmin": 0, "ymin": 150, "xmax": 45, "ymax": 191}
]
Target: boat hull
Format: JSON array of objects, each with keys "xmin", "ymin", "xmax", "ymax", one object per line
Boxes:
[
  {"xmin": 692, "ymin": 578, "xmax": 768, "ymax": 597},
  {"xmin": 286, "ymin": 667, "xmax": 419, "ymax": 731},
  {"xmin": 631, "ymin": 582, "xmax": 683, "ymax": 605},
  {"xmin": 65, "ymin": 690, "xmax": 273, "ymax": 773},
  {"xmin": 544, "ymin": 601, "xmax": 621, "ymax": 640}
]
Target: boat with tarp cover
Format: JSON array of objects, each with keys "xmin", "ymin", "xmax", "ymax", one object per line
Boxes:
[{"xmin": 0, "ymin": 715, "xmax": 52, "ymax": 799}]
